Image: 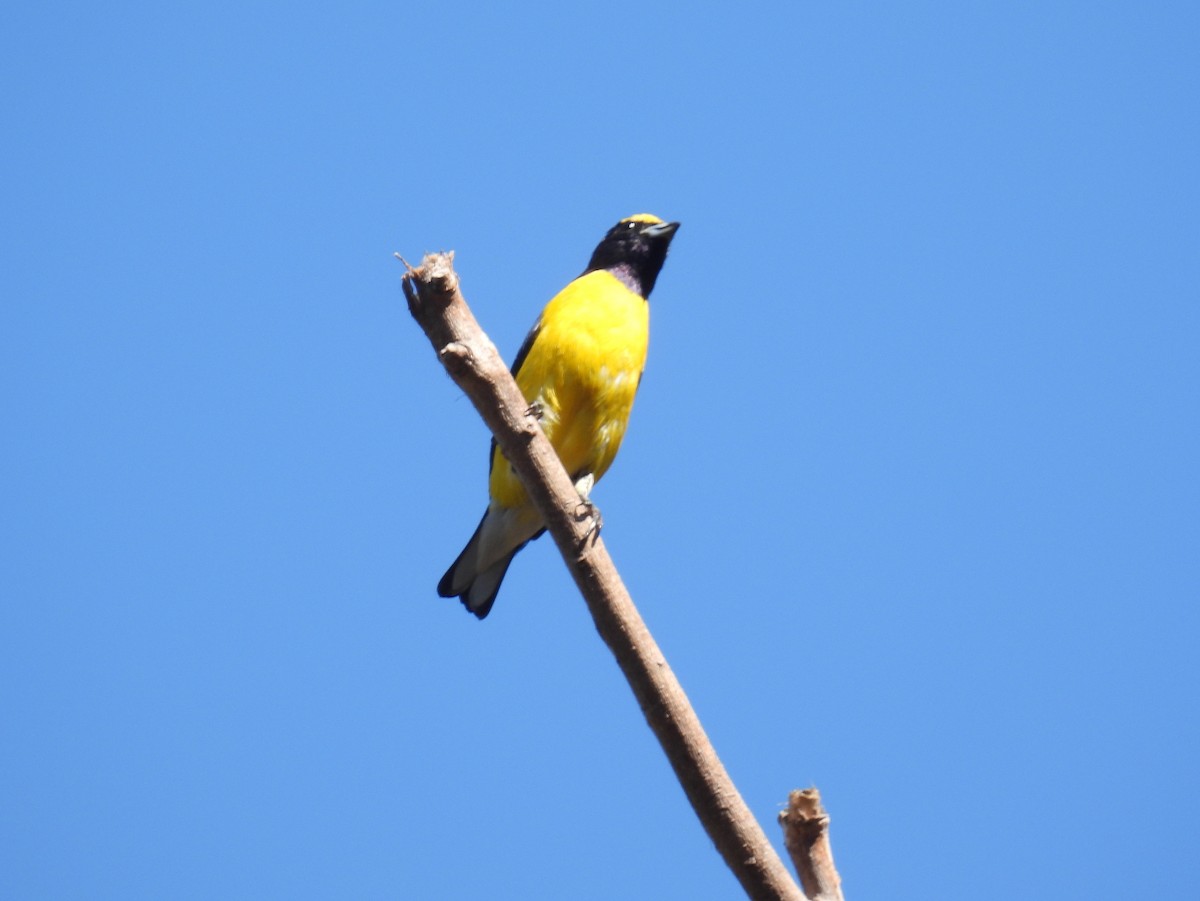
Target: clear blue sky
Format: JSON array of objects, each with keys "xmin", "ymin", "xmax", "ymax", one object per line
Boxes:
[{"xmin": 3, "ymin": 3, "xmax": 1197, "ymax": 898}]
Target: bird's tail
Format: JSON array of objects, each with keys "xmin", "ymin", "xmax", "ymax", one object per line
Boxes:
[{"xmin": 437, "ymin": 505, "xmax": 544, "ymax": 619}]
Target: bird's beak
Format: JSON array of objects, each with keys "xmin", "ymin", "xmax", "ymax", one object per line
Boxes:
[{"xmin": 644, "ymin": 221, "xmax": 681, "ymax": 240}]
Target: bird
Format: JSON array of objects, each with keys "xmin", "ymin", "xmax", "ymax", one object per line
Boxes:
[{"xmin": 437, "ymin": 214, "xmax": 680, "ymax": 619}]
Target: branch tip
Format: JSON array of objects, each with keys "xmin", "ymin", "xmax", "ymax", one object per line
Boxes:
[
  {"xmin": 780, "ymin": 788, "xmax": 843, "ymax": 901},
  {"xmin": 423, "ymin": 252, "xmax": 458, "ymax": 293}
]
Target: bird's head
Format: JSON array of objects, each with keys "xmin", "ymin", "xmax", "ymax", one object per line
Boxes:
[{"xmin": 585, "ymin": 214, "xmax": 680, "ymax": 298}]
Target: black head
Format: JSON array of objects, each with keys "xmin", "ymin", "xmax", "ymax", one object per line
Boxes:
[{"xmin": 584, "ymin": 214, "xmax": 680, "ymax": 298}]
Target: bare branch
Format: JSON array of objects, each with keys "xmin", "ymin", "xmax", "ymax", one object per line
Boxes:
[
  {"xmin": 402, "ymin": 252, "xmax": 804, "ymax": 901},
  {"xmin": 779, "ymin": 789, "xmax": 844, "ymax": 901}
]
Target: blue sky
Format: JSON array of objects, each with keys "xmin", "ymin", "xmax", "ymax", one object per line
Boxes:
[{"xmin": 3, "ymin": 2, "xmax": 1197, "ymax": 898}]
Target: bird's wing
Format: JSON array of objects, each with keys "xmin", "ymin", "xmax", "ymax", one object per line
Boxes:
[
  {"xmin": 488, "ymin": 316, "xmax": 543, "ymax": 477},
  {"xmin": 510, "ymin": 316, "xmax": 543, "ymax": 379}
]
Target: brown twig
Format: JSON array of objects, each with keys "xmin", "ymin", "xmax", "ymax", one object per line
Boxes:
[
  {"xmin": 402, "ymin": 252, "xmax": 805, "ymax": 901},
  {"xmin": 779, "ymin": 789, "xmax": 844, "ymax": 901}
]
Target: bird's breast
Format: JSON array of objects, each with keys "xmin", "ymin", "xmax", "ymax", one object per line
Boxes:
[{"xmin": 490, "ymin": 271, "xmax": 649, "ymax": 508}]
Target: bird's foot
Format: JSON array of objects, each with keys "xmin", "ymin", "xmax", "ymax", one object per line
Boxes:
[
  {"xmin": 571, "ymin": 473, "xmax": 600, "ymax": 543},
  {"xmin": 574, "ymin": 498, "xmax": 603, "ymax": 544}
]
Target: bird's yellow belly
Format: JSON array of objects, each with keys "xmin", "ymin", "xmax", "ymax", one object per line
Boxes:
[{"xmin": 489, "ymin": 271, "xmax": 648, "ymax": 510}]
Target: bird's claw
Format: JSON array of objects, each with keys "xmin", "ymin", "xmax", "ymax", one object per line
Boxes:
[{"xmin": 575, "ymin": 499, "xmax": 603, "ymax": 544}]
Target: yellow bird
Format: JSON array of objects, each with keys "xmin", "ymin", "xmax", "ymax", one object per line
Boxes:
[{"xmin": 438, "ymin": 214, "xmax": 680, "ymax": 618}]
